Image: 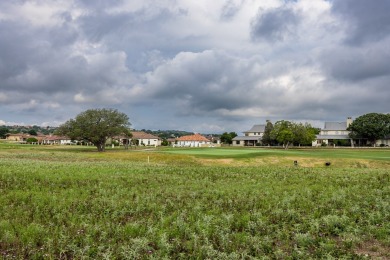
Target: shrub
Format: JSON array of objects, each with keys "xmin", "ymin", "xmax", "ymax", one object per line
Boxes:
[{"xmin": 26, "ymin": 137, "xmax": 38, "ymax": 143}]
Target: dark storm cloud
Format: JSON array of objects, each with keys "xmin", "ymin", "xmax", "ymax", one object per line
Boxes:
[
  {"xmin": 318, "ymin": 0, "xmax": 390, "ymax": 92},
  {"xmin": 331, "ymin": 0, "xmax": 390, "ymax": 45},
  {"xmin": 138, "ymin": 50, "xmax": 327, "ymax": 120},
  {"xmin": 250, "ymin": 5, "xmax": 301, "ymax": 42},
  {"xmin": 1, "ymin": 0, "xmax": 390, "ymax": 132},
  {"xmin": 320, "ymin": 45, "xmax": 390, "ymax": 82},
  {"xmin": 142, "ymin": 51, "xmax": 257, "ymax": 112}
]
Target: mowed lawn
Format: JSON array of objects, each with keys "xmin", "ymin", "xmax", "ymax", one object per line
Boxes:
[
  {"xmin": 0, "ymin": 143, "xmax": 389, "ymax": 258},
  {"xmin": 164, "ymin": 147, "xmax": 390, "ymax": 168},
  {"xmin": 164, "ymin": 147, "xmax": 390, "ymax": 160}
]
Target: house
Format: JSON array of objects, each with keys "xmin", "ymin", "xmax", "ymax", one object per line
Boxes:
[
  {"xmin": 176, "ymin": 133, "xmax": 211, "ymax": 147},
  {"xmin": 42, "ymin": 135, "xmax": 73, "ymax": 145},
  {"xmin": 312, "ymin": 117, "xmax": 353, "ymax": 147},
  {"xmin": 5, "ymin": 133, "xmax": 46, "ymax": 143},
  {"xmin": 376, "ymin": 135, "xmax": 390, "ymax": 146},
  {"xmin": 5, "ymin": 133, "xmax": 27, "ymax": 142},
  {"xmin": 131, "ymin": 131, "xmax": 161, "ymax": 146},
  {"xmin": 232, "ymin": 124, "xmax": 265, "ymax": 146}
]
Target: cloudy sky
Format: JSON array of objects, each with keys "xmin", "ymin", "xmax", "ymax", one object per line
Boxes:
[{"xmin": 1, "ymin": 0, "xmax": 389, "ymax": 133}]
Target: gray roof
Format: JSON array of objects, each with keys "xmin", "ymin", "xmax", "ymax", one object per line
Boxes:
[
  {"xmin": 244, "ymin": 124, "xmax": 265, "ymax": 133},
  {"xmin": 316, "ymin": 134, "xmax": 350, "ymax": 140},
  {"xmin": 232, "ymin": 136, "xmax": 262, "ymax": 141},
  {"xmin": 323, "ymin": 122, "xmax": 347, "ymax": 131}
]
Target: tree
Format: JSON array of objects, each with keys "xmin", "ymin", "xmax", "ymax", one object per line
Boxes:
[
  {"xmin": 26, "ymin": 137, "xmax": 38, "ymax": 143},
  {"xmin": 56, "ymin": 108, "xmax": 131, "ymax": 152},
  {"xmin": 292, "ymin": 123, "xmax": 317, "ymax": 146},
  {"xmin": 271, "ymin": 121, "xmax": 317, "ymax": 148},
  {"xmin": 28, "ymin": 129, "xmax": 38, "ymax": 136},
  {"xmin": 262, "ymin": 120, "xmax": 274, "ymax": 146},
  {"xmin": 220, "ymin": 132, "xmax": 237, "ymax": 144},
  {"xmin": 270, "ymin": 120, "xmax": 294, "ymax": 148},
  {"xmin": 0, "ymin": 127, "xmax": 9, "ymax": 139},
  {"xmin": 347, "ymin": 113, "xmax": 390, "ymax": 146}
]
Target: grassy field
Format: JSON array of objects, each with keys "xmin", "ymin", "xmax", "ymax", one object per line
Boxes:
[{"xmin": 0, "ymin": 142, "xmax": 389, "ymax": 258}]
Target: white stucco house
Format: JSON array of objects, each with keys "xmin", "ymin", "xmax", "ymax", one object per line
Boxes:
[
  {"xmin": 176, "ymin": 133, "xmax": 211, "ymax": 147},
  {"xmin": 42, "ymin": 135, "xmax": 73, "ymax": 145},
  {"xmin": 131, "ymin": 131, "xmax": 161, "ymax": 146},
  {"xmin": 232, "ymin": 124, "xmax": 265, "ymax": 146},
  {"xmin": 312, "ymin": 117, "xmax": 353, "ymax": 147}
]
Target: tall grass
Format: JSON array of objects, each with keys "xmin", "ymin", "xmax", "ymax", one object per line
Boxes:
[{"xmin": 0, "ymin": 145, "xmax": 389, "ymax": 258}]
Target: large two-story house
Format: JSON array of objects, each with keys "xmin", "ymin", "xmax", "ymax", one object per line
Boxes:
[
  {"xmin": 312, "ymin": 117, "xmax": 353, "ymax": 147},
  {"xmin": 232, "ymin": 124, "xmax": 265, "ymax": 146}
]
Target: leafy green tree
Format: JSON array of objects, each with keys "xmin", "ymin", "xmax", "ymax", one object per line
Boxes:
[
  {"xmin": 220, "ymin": 132, "xmax": 237, "ymax": 144},
  {"xmin": 271, "ymin": 121, "xmax": 317, "ymax": 148},
  {"xmin": 26, "ymin": 137, "xmax": 38, "ymax": 143},
  {"xmin": 262, "ymin": 120, "xmax": 274, "ymax": 145},
  {"xmin": 0, "ymin": 127, "xmax": 9, "ymax": 139},
  {"xmin": 292, "ymin": 123, "xmax": 317, "ymax": 146},
  {"xmin": 56, "ymin": 108, "xmax": 131, "ymax": 152},
  {"xmin": 161, "ymin": 139, "xmax": 169, "ymax": 146},
  {"xmin": 28, "ymin": 129, "xmax": 38, "ymax": 136},
  {"xmin": 270, "ymin": 120, "xmax": 294, "ymax": 148},
  {"xmin": 348, "ymin": 113, "xmax": 390, "ymax": 146}
]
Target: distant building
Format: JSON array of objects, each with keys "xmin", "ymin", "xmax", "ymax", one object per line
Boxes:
[
  {"xmin": 176, "ymin": 133, "xmax": 211, "ymax": 147},
  {"xmin": 312, "ymin": 117, "xmax": 353, "ymax": 146},
  {"xmin": 232, "ymin": 124, "xmax": 265, "ymax": 146},
  {"xmin": 131, "ymin": 131, "xmax": 161, "ymax": 146}
]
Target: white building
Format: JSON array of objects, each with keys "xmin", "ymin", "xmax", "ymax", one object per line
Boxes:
[
  {"xmin": 131, "ymin": 131, "xmax": 161, "ymax": 146},
  {"xmin": 176, "ymin": 133, "xmax": 211, "ymax": 147},
  {"xmin": 232, "ymin": 124, "xmax": 265, "ymax": 146},
  {"xmin": 313, "ymin": 117, "xmax": 353, "ymax": 146}
]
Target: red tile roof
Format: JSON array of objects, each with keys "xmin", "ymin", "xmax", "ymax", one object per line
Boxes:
[{"xmin": 177, "ymin": 133, "xmax": 209, "ymax": 142}]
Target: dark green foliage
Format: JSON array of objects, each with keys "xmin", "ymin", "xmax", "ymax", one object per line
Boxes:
[
  {"xmin": 0, "ymin": 125, "xmax": 56, "ymax": 135},
  {"xmin": 271, "ymin": 121, "xmax": 317, "ymax": 148},
  {"xmin": 56, "ymin": 108, "xmax": 131, "ymax": 152},
  {"xmin": 28, "ymin": 129, "xmax": 38, "ymax": 136},
  {"xmin": 0, "ymin": 127, "xmax": 9, "ymax": 139},
  {"xmin": 26, "ymin": 137, "xmax": 38, "ymax": 143},
  {"xmin": 262, "ymin": 120, "xmax": 274, "ymax": 145},
  {"xmin": 270, "ymin": 120, "xmax": 294, "ymax": 148},
  {"xmin": 348, "ymin": 113, "xmax": 390, "ymax": 145},
  {"xmin": 161, "ymin": 139, "xmax": 169, "ymax": 146},
  {"xmin": 220, "ymin": 132, "xmax": 237, "ymax": 144}
]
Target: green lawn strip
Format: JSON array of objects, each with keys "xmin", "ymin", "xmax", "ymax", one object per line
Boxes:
[
  {"xmin": 1, "ymin": 156, "xmax": 389, "ymax": 258},
  {"xmin": 163, "ymin": 147, "xmax": 390, "ymax": 161}
]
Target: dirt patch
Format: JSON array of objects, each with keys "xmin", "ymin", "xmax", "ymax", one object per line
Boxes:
[{"xmin": 354, "ymin": 240, "xmax": 390, "ymax": 259}]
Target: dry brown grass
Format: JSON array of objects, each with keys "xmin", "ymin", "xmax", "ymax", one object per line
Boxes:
[
  {"xmin": 197, "ymin": 156, "xmax": 390, "ymax": 169},
  {"xmin": 354, "ymin": 240, "xmax": 390, "ymax": 259}
]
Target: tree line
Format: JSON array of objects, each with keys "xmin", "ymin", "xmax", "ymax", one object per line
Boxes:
[{"xmin": 4, "ymin": 109, "xmax": 388, "ymax": 151}]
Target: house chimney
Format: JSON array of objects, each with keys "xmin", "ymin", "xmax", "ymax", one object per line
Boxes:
[{"xmin": 347, "ymin": 117, "xmax": 353, "ymax": 127}]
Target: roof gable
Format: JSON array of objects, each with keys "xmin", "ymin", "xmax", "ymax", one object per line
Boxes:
[
  {"xmin": 131, "ymin": 131, "xmax": 159, "ymax": 139},
  {"xmin": 177, "ymin": 133, "xmax": 209, "ymax": 142},
  {"xmin": 323, "ymin": 122, "xmax": 347, "ymax": 131},
  {"xmin": 244, "ymin": 124, "xmax": 265, "ymax": 133}
]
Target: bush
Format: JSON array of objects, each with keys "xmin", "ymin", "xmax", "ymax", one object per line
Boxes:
[{"xmin": 26, "ymin": 138, "xmax": 38, "ymax": 143}]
